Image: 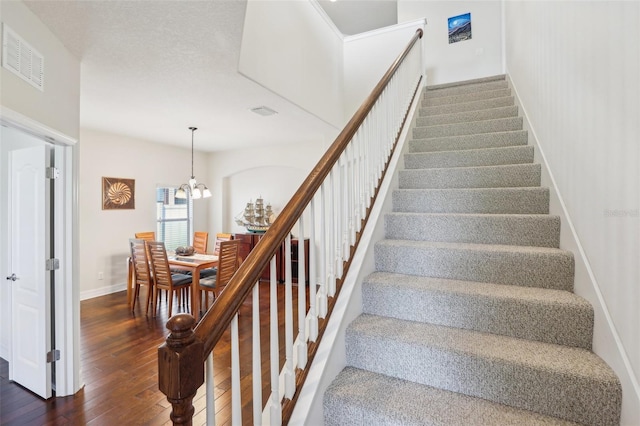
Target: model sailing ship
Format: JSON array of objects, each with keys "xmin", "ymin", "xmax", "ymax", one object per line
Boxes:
[{"xmin": 235, "ymin": 197, "xmax": 275, "ymax": 233}]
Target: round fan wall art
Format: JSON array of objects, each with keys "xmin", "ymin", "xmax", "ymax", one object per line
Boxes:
[{"xmin": 102, "ymin": 177, "xmax": 135, "ymax": 210}]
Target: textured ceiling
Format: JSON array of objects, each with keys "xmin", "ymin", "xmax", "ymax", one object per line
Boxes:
[{"xmin": 23, "ymin": 0, "xmax": 396, "ymax": 152}]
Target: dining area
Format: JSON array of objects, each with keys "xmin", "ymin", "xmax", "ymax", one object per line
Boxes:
[{"xmin": 127, "ymin": 231, "xmax": 239, "ymax": 321}]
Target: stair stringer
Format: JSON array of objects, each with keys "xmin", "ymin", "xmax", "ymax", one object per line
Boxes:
[
  {"xmin": 508, "ymin": 75, "xmax": 640, "ymax": 425},
  {"xmin": 287, "ymin": 85, "xmax": 423, "ymax": 425}
]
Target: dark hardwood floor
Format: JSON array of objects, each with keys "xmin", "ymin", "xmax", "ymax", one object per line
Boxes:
[{"xmin": 0, "ymin": 282, "xmax": 304, "ymax": 425}]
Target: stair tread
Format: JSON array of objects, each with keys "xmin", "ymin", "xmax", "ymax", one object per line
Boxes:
[
  {"xmin": 400, "ymin": 161, "xmax": 540, "ymax": 173},
  {"xmin": 420, "ymin": 96, "xmax": 515, "ymax": 117},
  {"xmin": 364, "ymin": 271, "xmax": 585, "ymax": 306},
  {"xmin": 393, "ymin": 186, "xmax": 550, "ymax": 215},
  {"xmin": 414, "ymin": 117, "xmax": 523, "ymax": 139},
  {"xmin": 377, "ymin": 239, "xmax": 571, "ymax": 256},
  {"xmin": 385, "ymin": 212, "xmax": 558, "ymax": 219},
  {"xmin": 405, "ymin": 145, "xmax": 533, "ymax": 164},
  {"xmin": 406, "ymin": 144, "xmax": 531, "ymax": 156},
  {"xmin": 395, "ymin": 186, "xmax": 548, "ymax": 195},
  {"xmin": 425, "ymin": 80, "xmax": 510, "ymax": 99},
  {"xmin": 385, "ymin": 213, "xmax": 561, "ymax": 251},
  {"xmin": 415, "ymin": 114, "xmax": 522, "ymax": 129},
  {"xmin": 325, "ymin": 367, "xmax": 581, "ymax": 426},
  {"xmin": 409, "ymin": 130, "xmax": 529, "ymax": 152},
  {"xmin": 418, "ymin": 105, "xmax": 518, "ymax": 126},
  {"xmin": 396, "ymin": 185, "xmax": 547, "ymax": 191},
  {"xmin": 399, "ymin": 162, "xmax": 541, "ymax": 189},
  {"xmin": 400, "ymin": 162, "xmax": 540, "ymax": 173},
  {"xmin": 426, "ymin": 74, "xmax": 506, "ymax": 90},
  {"xmin": 348, "ymin": 314, "xmax": 616, "ymax": 382},
  {"xmin": 362, "ymin": 272, "xmax": 592, "ymax": 348},
  {"xmin": 423, "ymin": 88, "xmax": 512, "ymax": 106}
]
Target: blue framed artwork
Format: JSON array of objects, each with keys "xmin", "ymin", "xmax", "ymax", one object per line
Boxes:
[{"xmin": 448, "ymin": 13, "xmax": 472, "ymax": 44}]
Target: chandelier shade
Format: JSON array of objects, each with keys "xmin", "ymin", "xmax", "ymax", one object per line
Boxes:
[{"xmin": 176, "ymin": 127, "xmax": 211, "ymax": 199}]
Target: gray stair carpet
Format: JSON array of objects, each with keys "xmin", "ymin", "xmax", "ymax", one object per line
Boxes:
[{"xmin": 324, "ymin": 74, "xmax": 622, "ymax": 425}]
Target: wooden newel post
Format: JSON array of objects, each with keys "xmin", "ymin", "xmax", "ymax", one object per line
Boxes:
[{"xmin": 158, "ymin": 314, "xmax": 204, "ymax": 426}]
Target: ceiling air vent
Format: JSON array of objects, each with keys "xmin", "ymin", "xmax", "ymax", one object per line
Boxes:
[
  {"xmin": 2, "ymin": 24, "xmax": 44, "ymax": 91},
  {"xmin": 250, "ymin": 106, "xmax": 278, "ymax": 117}
]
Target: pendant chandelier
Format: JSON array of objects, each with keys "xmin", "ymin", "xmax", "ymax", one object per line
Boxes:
[{"xmin": 175, "ymin": 127, "xmax": 211, "ymax": 199}]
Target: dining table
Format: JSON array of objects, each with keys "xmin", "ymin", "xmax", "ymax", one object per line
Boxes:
[
  {"xmin": 167, "ymin": 252, "xmax": 218, "ymax": 321},
  {"xmin": 127, "ymin": 251, "xmax": 218, "ymax": 321}
]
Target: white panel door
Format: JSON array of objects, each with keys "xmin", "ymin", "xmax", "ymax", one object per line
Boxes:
[{"xmin": 9, "ymin": 144, "xmax": 52, "ymax": 399}]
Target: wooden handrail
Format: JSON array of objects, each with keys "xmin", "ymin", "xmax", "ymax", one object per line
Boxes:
[
  {"xmin": 195, "ymin": 27, "xmax": 423, "ymax": 352},
  {"xmin": 159, "ymin": 27, "xmax": 424, "ymax": 425}
]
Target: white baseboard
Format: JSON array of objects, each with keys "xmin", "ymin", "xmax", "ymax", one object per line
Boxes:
[{"xmin": 80, "ymin": 282, "xmax": 127, "ymax": 301}]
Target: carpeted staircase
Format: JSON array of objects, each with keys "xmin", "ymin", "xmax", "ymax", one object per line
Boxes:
[{"xmin": 323, "ymin": 75, "xmax": 622, "ymax": 425}]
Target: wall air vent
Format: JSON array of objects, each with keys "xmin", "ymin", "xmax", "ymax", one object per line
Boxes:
[
  {"xmin": 250, "ymin": 106, "xmax": 278, "ymax": 116},
  {"xmin": 2, "ymin": 24, "xmax": 44, "ymax": 91}
]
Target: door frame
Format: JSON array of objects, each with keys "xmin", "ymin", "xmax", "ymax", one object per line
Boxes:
[{"xmin": 1, "ymin": 106, "xmax": 80, "ymax": 396}]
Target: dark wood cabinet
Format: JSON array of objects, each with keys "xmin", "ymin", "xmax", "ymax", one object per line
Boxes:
[
  {"xmin": 234, "ymin": 233, "xmax": 273, "ymax": 281},
  {"xmin": 235, "ymin": 233, "xmax": 309, "ymax": 284}
]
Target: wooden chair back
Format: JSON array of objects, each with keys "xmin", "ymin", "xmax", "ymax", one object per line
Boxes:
[
  {"xmin": 193, "ymin": 231, "xmax": 209, "ymax": 254},
  {"xmin": 213, "ymin": 233, "xmax": 234, "ymax": 256},
  {"xmin": 135, "ymin": 231, "xmax": 156, "ymax": 241},
  {"xmin": 146, "ymin": 240, "xmax": 192, "ymax": 317},
  {"xmin": 129, "ymin": 238, "xmax": 153, "ymax": 315},
  {"xmin": 215, "ymin": 240, "xmax": 241, "ymax": 292}
]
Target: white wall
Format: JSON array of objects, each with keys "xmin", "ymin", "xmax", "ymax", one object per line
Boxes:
[
  {"xmin": 78, "ymin": 128, "xmax": 210, "ymax": 300},
  {"xmin": 343, "ymin": 20, "xmax": 426, "ymax": 120},
  {"xmin": 504, "ymin": 2, "xmax": 640, "ymax": 423},
  {"xmin": 0, "ymin": 1, "xmax": 80, "ymax": 140},
  {"xmin": 239, "ymin": 0, "xmax": 344, "ymax": 127},
  {"xmin": 77, "ymin": 129, "xmax": 334, "ymax": 300},
  {"xmin": 398, "ymin": 0, "xmax": 503, "ymax": 85},
  {"xmin": 0, "ymin": 0, "xmax": 80, "ymax": 364},
  {"xmin": 208, "ymin": 140, "xmax": 333, "ymax": 239}
]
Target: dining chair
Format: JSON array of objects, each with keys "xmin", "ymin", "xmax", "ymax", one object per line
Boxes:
[
  {"xmin": 146, "ymin": 240, "xmax": 193, "ymax": 318},
  {"xmin": 129, "ymin": 238, "xmax": 154, "ymax": 315},
  {"xmin": 199, "ymin": 239, "xmax": 241, "ymax": 312},
  {"xmin": 213, "ymin": 233, "xmax": 234, "ymax": 255},
  {"xmin": 193, "ymin": 231, "xmax": 209, "ymax": 254}
]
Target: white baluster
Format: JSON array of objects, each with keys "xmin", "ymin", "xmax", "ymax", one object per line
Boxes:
[
  {"xmin": 206, "ymin": 352, "xmax": 215, "ymax": 426},
  {"xmin": 284, "ymin": 233, "xmax": 295, "ymax": 398},
  {"xmin": 231, "ymin": 313, "xmax": 241, "ymax": 424},
  {"xmin": 296, "ymin": 218, "xmax": 307, "ymax": 367},
  {"xmin": 318, "ymin": 183, "xmax": 327, "ymax": 318},
  {"xmin": 269, "ymin": 257, "xmax": 281, "ymax": 425},
  {"xmin": 338, "ymin": 153, "xmax": 346, "ymax": 282},
  {"xmin": 350, "ymin": 140, "xmax": 357, "ymax": 245},
  {"xmin": 252, "ymin": 281, "xmax": 262, "ymax": 426},
  {"xmin": 308, "ymin": 197, "xmax": 318, "ymax": 341},
  {"xmin": 336, "ymin": 158, "xmax": 344, "ymax": 281},
  {"xmin": 328, "ymin": 169, "xmax": 336, "ymax": 297}
]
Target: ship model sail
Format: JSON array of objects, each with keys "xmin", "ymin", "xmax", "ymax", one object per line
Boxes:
[{"xmin": 235, "ymin": 197, "xmax": 274, "ymax": 233}]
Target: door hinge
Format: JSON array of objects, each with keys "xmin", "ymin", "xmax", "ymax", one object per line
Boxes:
[
  {"xmin": 46, "ymin": 349, "xmax": 60, "ymax": 363},
  {"xmin": 46, "ymin": 167, "xmax": 59, "ymax": 179},
  {"xmin": 45, "ymin": 258, "xmax": 60, "ymax": 271}
]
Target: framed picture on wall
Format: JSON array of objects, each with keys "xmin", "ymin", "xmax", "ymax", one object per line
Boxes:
[
  {"xmin": 102, "ymin": 177, "xmax": 135, "ymax": 210},
  {"xmin": 448, "ymin": 13, "xmax": 472, "ymax": 44}
]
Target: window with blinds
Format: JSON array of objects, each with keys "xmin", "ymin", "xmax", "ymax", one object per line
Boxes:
[{"xmin": 156, "ymin": 187, "xmax": 192, "ymax": 250}]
